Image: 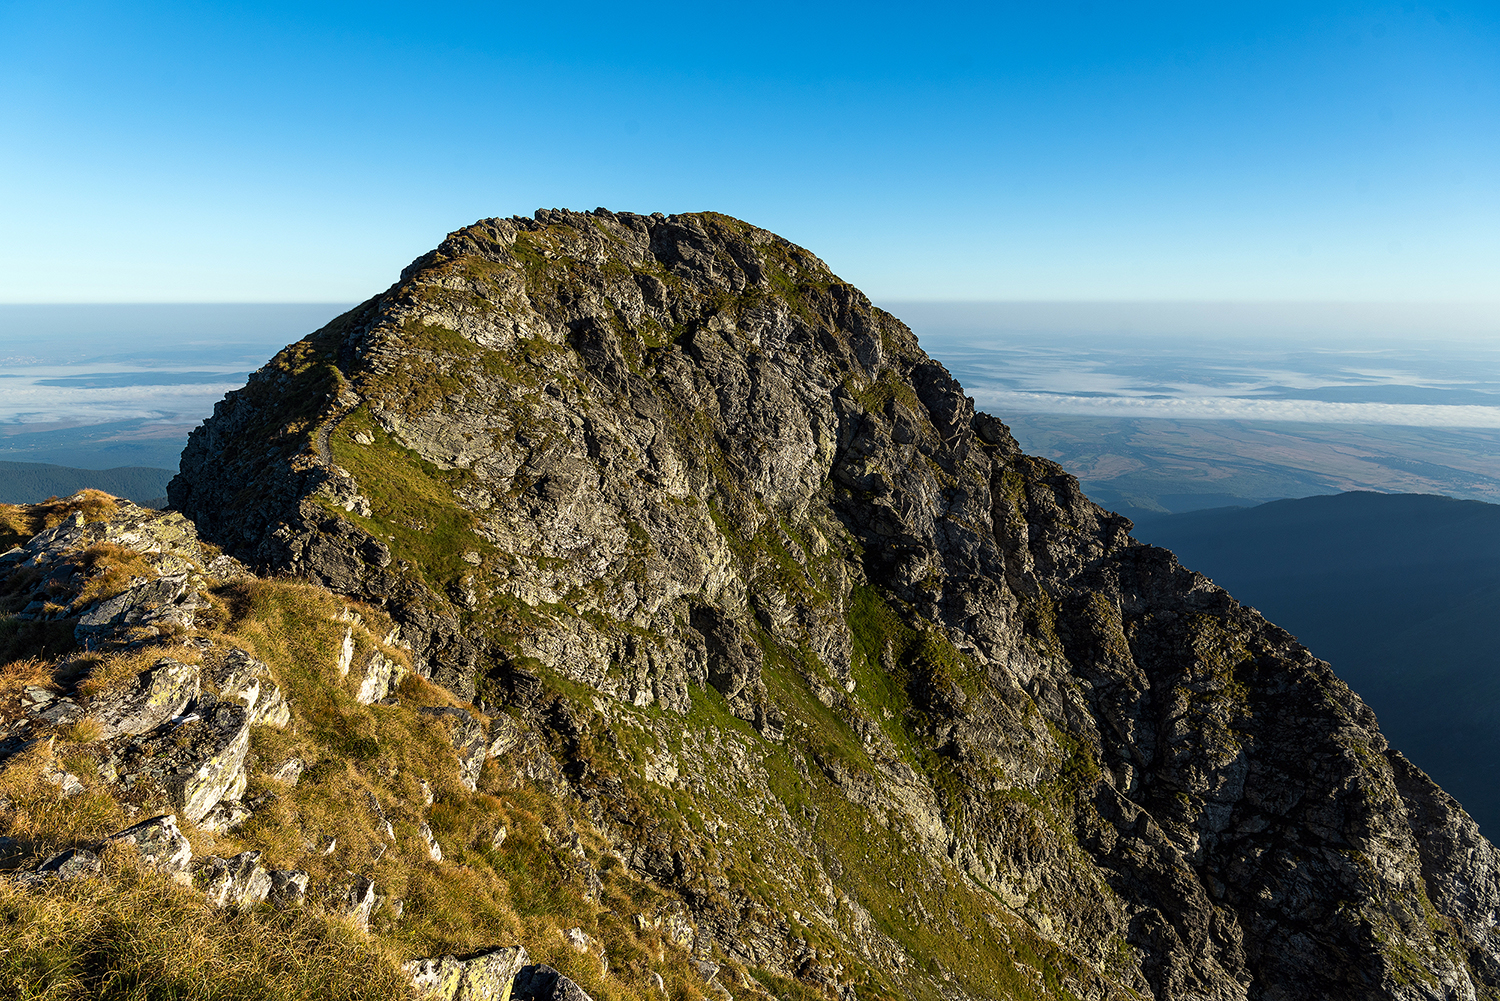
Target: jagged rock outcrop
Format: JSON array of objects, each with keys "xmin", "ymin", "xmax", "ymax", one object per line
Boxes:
[
  {"xmin": 512, "ymin": 964, "xmax": 597, "ymax": 1001},
  {"xmin": 0, "ymin": 493, "xmax": 658, "ymax": 1000},
  {"xmin": 147, "ymin": 208, "xmax": 1500, "ymax": 999}
]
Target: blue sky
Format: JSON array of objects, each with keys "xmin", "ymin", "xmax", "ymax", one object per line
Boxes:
[{"xmin": 1, "ymin": 1, "xmax": 1496, "ymax": 302}]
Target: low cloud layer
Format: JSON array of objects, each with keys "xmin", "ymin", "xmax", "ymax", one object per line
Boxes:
[{"xmin": 969, "ymin": 388, "xmax": 1500, "ymax": 428}]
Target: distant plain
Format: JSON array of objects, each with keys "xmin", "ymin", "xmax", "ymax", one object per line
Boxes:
[
  {"xmin": 0, "ymin": 304, "xmax": 348, "ymax": 470},
  {"xmin": 4, "ymin": 303, "xmax": 1499, "ymax": 519},
  {"xmin": 896, "ymin": 301, "xmax": 1500, "ymax": 518}
]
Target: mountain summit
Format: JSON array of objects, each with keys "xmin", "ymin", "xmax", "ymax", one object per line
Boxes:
[{"xmin": 164, "ymin": 208, "xmax": 1500, "ymax": 999}]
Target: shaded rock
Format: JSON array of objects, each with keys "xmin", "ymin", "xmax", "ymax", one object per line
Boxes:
[
  {"xmin": 511, "ymin": 964, "xmax": 595, "ymax": 1001},
  {"xmin": 74, "ymin": 574, "xmax": 208, "ymax": 648},
  {"xmin": 24, "ymin": 847, "xmax": 102, "ymax": 884},
  {"xmin": 404, "ymin": 945, "xmax": 530, "ymax": 1001},
  {"xmin": 103, "ymin": 814, "xmax": 193, "ymax": 881},
  {"xmin": 88, "ymin": 657, "xmax": 200, "ymax": 739},
  {"xmin": 267, "ymin": 868, "xmax": 309, "ymax": 909},
  {"xmin": 689, "ymin": 606, "xmax": 763, "ymax": 724},
  {"xmin": 198, "ymin": 850, "xmax": 271, "ymax": 909}
]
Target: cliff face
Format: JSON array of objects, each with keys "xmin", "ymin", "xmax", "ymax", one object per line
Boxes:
[{"xmin": 169, "ymin": 208, "xmax": 1500, "ymax": 1000}]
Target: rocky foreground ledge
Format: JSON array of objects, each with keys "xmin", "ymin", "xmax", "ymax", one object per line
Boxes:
[{"xmin": 0, "ymin": 492, "xmax": 714, "ymax": 1000}]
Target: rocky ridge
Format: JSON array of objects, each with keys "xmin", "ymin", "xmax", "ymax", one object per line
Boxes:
[
  {"xmin": 169, "ymin": 208, "xmax": 1500, "ymax": 999},
  {"xmin": 3, "ymin": 208, "xmax": 1496, "ymax": 1000},
  {"xmin": 0, "ymin": 492, "xmax": 673, "ymax": 1000}
]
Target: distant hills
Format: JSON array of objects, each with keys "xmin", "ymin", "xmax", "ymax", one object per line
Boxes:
[
  {"xmin": 1003, "ymin": 414, "xmax": 1500, "ymax": 521},
  {"xmin": 0, "ymin": 460, "xmax": 173, "ymax": 506},
  {"xmin": 1134, "ymin": 491, "xmax": 1500, "ymax": 837},
  {"xmin": 0, "ymin": 418, "xmax": 195, "ymax": 472}
]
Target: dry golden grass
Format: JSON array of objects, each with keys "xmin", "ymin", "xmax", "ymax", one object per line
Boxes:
[
  {"xmin": 0, "ymin": 656, "xmax": 57, "ymax": 704},
  {"xmin": 0, "ymin": 741, "xmax": 125, "ymax": 854},
  {"xmin": 0, "ymin": 566, "xmax": 715, "ymax": 1001},
  {"xmin": 70, "ymin": 543, "xmax": 159, "ymax": 609},
  {"xmin": 0, "ymin": 491, "xmax": 120, "ymax": 552},
  {"xmin": 0, "ymin": 855, "xmax": 418, "ymax": 1001},
  {"xmin": 74, "ymin": 645, "xmax": 199, "ymax": 698},
  {"xmin": 0, "ymin": 505, "xmax": 29, "ymax": 552},
  {"xmin": 60, "ymin": 717, "xmax": 103, "ymax": 744}
]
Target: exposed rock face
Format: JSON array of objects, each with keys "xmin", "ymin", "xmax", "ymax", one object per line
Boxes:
[
  {"xmin": 197, "ymin": 850, "xmax": 272, "ymax": 908},
  {"xmin": 89, "ymin": 658, "xmax": 200, "ymax": 739},
  {"xmin": 105, "ymin": 695, "xmax": 251, "ymax": 824},
  {"xmin": 169, "ymin": 209, "xmax": 1500, "ymax": 999},
  {"xmin": 405, "ymin": 946, "xmax": 531, "ymax": 1001},
  {"xmin": 421, "ymin": 705, "xmax": 489, "ymax": 791},
  {"xmin": 104, "ymin": 813, "xmax": 194, "ymax": 877},
  {"xmin": 512, "ymin": 964, "xmax": 596, "ymax": 1001}
]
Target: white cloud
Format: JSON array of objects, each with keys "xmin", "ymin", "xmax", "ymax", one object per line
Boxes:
[{"xmin": 971, "ymin": 389, "xmax": 1500, "ymax": 428}]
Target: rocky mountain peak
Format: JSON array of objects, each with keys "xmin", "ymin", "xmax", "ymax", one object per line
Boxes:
[{"xmin": 130, "ymin": 208, "xmax": 1500, "ymax": 998}]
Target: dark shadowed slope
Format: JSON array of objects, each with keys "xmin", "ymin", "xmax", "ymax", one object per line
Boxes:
[{"xmin": 1134, "ymin": 491, "xmax": 1500, "ymax": 837}]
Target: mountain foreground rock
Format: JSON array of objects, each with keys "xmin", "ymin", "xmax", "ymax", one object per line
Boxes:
[{"xmin": 2, "ymin": 210, "xmax": 1497, "ymax": 1000}]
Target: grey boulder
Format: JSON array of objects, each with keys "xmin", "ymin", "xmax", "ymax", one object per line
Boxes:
[
  {"xmin": 88, "ymin": 658, "xmax": 200, "ymax": 739},
  {"xmin": 197, "ymin": 850, "xmax": 271, "ymax": 908},
  {"xmin": 104, "ymin": 697, "xmax": 251, "ymax": 824},
  {"xmin": 103, "ymin": 813, "xmax": 194, "ymax": 881},
  {"xmin": 404, "ymin": 945, "xmax": 530, "ymax": 1001},
  {"xmin": 511, "ymin": 965, "xmax": 595, "ymax": 1001}
]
